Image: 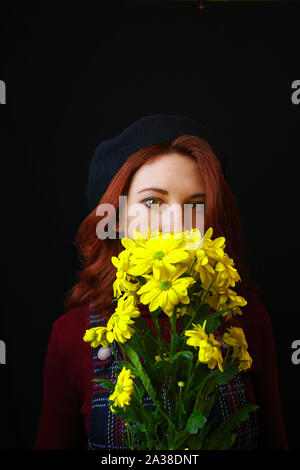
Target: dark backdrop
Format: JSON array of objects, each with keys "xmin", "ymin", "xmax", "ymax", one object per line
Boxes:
[{"xmin": 1, "ymin": 0, "xmax": 300, "ymax": 451}]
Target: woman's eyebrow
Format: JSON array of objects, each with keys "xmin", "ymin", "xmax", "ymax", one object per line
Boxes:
[
  {"xmin": 137, "ymin": 188, "xmax": 206, "ymax": 198},
  {"xmin": 138, "ymin": 187, "xmax": 169, "ymax": 195},
  {"xmin": 188, "ymin": 193, "xmax": 206, "ymax": 199}
]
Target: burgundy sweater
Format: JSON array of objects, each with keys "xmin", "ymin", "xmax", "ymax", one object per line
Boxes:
[{"xmin": 34, "ymin": 291, "xmax": 288, "ymax": 450}]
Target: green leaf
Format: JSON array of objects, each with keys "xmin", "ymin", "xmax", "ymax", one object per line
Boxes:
[
  {"xmin": 215, "ymin": 366, "xmax": 238, "ymax": 385},
  {"xmin": 153, "ymin": 359, "xmax": 172, "ymax": 373},
  {"xmin": 169, "ymin": 350, "xmax": 194, "ymax": 363},
  {"xmin": 173, "ymin": 430, "xmax": 189, "ymax": 449},
  {"xmin": 173, "ymin": 333, "xmax": 182, "ymax": 351},
  {"xmin": 124, "ymin": 344, "xmax": 157, "ymax": 403},
  {"xmin": 92, "ymin": 378, "xmax": 115, "ymax": 391},
  {"xmin": 186, "ymin": 410, "xmax": 207, "ymax": 434},
  {"xmin": 124, "ymin": 343, "xmax": 176, "ymax": 432},
  {"xmin": 120, "ymin": 361, "xmax": 138, "ymax": 376},
  {"xmin": 132, "ymin": 421, "xmax": 147, "ymax": 435},
  {"xmin": 189, "ymin": 416, "xmax": 219, "ymax": 449},
  {"xmin": 134, "ymin": 316, "xmax": 158, "ymax": 344},
  {"xmin": 129, "ymin": 332, "xmax": 148, "ymax": 360},
  {"xmin": 203, "ymin": 404, "xmax": 259, "ymax": 450},
  {"xmin": 180, "ymin": 302, "xmax": 211, "ymax": 336},
  {"xmin": 204, "ymin": 317, "xmax": 221, "ymax": 334},
  {"xmin": 201, "ymin": 306, "xmax": 236, "ymax": 334},
  {"xmin": 108, "ymin": 402, "xmax": 138, "ymax": 423},
  {"xmin": 133, "ymin": 377, "xmax": 146, "ymax": 400}
]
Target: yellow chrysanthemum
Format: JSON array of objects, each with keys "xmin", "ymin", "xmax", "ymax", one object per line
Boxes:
[
  {"xmin": 185, "ymin": 320, "xmax": 224, "ymax": 372},
  {"xmin": 106, "ymin": 294, "xmax": 140, "ymax": 343},
  {"xmin": 195, "ymin": 229, "xmax": 246, "ymax": 306},
  {"xmin": 195, "ymin": 248, "xmax": 215, "ymax": 289},
  {"xmin": 182, "ymin": 228, "xmax": 203, "ymax": 252},
  {"xmin": 203, "ymin": 288, "xmax": 247, "ymax": 319},
  {"xmin": 109, "ymin": 366, "xmax": 135, "ymax": 411},
  {"xmin": 127, "ymin": 233, "xmax": 190, "ymax": 280},
  {"xmin": 202, "ymin": 292, "xmax": 219, "ymax": 310},
  {"xmin": 216, "ymin": 289, "xmax": 247, "ymax": 319},
  {"xmin": 226, "ymin": 289, "xmax": 247, "ymax": 307},
  {"xmin": 111, "ymin": 249, "xmax": 139, "ymax": 298},
  {"xmin": 83, "ymin": 326, "xmax": 109, "ymax": 348},
  {"xmin": 137, "ymin": 266, "xmax": 195, "ymax": 316},
  {"xmin": 194, "ymin": 227, "xmax": 228, "ymax": 290},
  {"xmin": 120, "ymin": 237, "xmax": 136, "ymax": 251},
  {"xmin": 176, "ymin": 304, "xmax": 192, "ymax": 319},
  {"xmin": 131, "ymin": 228, "xmax": 152, "ymax": 242},
  {"xmin": 223, "ymin": 327, "xmax": 252, "ymax": 371},
  {"xmin": 111, "ymin": 246, "xmax": 132, "ymax": 272},
  {"xmin": 202, "ymin": 227, "xmax": 226, "ymax": 261},
  {"xmin": 112, "ymin": 270, "xmax": 139, "ymax": 299},
  {"xmin": 214, "ymin": 253, "xmax": 241, "ymax": 290}
]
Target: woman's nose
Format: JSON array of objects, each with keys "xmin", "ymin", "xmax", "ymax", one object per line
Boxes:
[
  {"xmin": 156, "ymin": 203, "xmax": 204, "ymax": 234},
  {"xmin": 159, "ymin": 203, "xmax": 183, "ymax": 233}
]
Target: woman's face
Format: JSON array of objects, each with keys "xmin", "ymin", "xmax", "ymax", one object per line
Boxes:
[{"xmin": 121, "ymin": 152, "xmax": 206, "ymax": 238}]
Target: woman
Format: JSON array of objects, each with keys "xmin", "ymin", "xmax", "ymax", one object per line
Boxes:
[{"xmin": 34, "ymin": 114, "xmax": 288, "ymax": 450}]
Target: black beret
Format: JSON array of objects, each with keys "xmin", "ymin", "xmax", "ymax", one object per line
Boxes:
[{"xmin": 87, "ymin": 114, "xmax": 227, "ymax": 211}]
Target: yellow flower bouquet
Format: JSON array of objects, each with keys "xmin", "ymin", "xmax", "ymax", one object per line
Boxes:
[{"xmin": 83, "ymin": 228, "xmax": 258, "ymax": 450}]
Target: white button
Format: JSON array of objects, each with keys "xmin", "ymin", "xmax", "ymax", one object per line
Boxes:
[{"xmin": 98, "ymin": 347, "xmax": 112, "ymax": 361}]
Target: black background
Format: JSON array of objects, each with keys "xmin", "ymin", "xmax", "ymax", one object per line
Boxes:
[{"xmin": 1, "ymin": 0, "xmax": 300, "ymax": 451}]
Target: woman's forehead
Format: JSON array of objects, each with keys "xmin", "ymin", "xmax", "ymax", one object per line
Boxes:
[{"xmin": 129, "ymin": 153, "xmax": 205, "ymax": 193}]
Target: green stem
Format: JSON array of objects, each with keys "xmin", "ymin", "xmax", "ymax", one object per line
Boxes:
[
  {"xmin": 125, "ymin": 423, "xmax": 134, "ymax": 450},
  {"xmin": 170, "ymin": 307, "xmax": 177, "ymax": 357},
  {"xmin": 152, "ymin": 311, "xmax": 165, "ymax": 353},
  {"xmin": 184, "ymin": 359, "xmax": 195, "ymax": 392},
  {"xmin": 110, "ymin": 342, "xmax": 120, "ymax": 365},
  {"xmin": 133, "ymin": 383, "xmax": 152, "ymax": 449},
  {"xmin": 187, "ymin": 256, "xmax": 197, "ymax": 275},
  {"xmin": 180, "ymin": 309, "xmax": 198, "ymax": 338},
  {"xmin": 200, "ymin": 280, "xmax": 214, "ymax": 303},
  {"xmin": 178, "ymin": 387, "xmax": 185, "ymax": 416},
  {"xmin": 167, "ymin": 307, "xmax": 179, "ymax": 449},
  {"xmin": 118, "ymin": 342, "xmax": 130, "ymax": 364},
  {"xmin": 180, "ymin": 281, "xmax": 214, "ymax": 339}
]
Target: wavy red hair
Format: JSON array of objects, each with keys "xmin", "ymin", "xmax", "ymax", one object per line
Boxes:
[{"xmin": 64, "ymin": 135, "xmax": 259, "ymax": 321}]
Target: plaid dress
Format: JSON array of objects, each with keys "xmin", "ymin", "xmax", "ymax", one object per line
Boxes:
[{"xmin": 87, "ymin": 311, "xmax": 259, "ymax": 450}]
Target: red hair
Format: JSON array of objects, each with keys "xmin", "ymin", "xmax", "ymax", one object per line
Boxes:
[{"xmin": 64, "ymin": 135, "xmax": 259, "ymax": 321}]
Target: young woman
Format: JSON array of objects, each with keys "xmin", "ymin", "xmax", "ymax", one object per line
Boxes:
[{"xmin": 34, "ymin": 114, "xmax": 288, "ymax": 450}]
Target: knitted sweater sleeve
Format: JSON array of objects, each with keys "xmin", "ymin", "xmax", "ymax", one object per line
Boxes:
[{"xmin": 34, "ymin": 320, "xmax": 87, "ymax": 450}]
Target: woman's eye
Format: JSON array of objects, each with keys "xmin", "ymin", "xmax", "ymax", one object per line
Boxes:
[
  {"xmin": 143, "ymin": 198, "xmax": 161, "ymax": 208},
  {"xmin": 141, "ymin": 199, "xmax": 205, "ymax": 210},
  {"xmin": 189, "ymin": 202, "xmax": 205, "ymax": 211}
]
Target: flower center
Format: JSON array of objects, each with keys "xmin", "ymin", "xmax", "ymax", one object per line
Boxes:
[
  {"xmin": 117, "ymin": 384, "xmax": 123, "ymax": 393},
  {"xmin": 160, "ymin": 280, "xmax": 171, "ymax": 290},
  {"xmin": 153, "ymin": 250, "xmax": 165, "ymax": 260}
]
